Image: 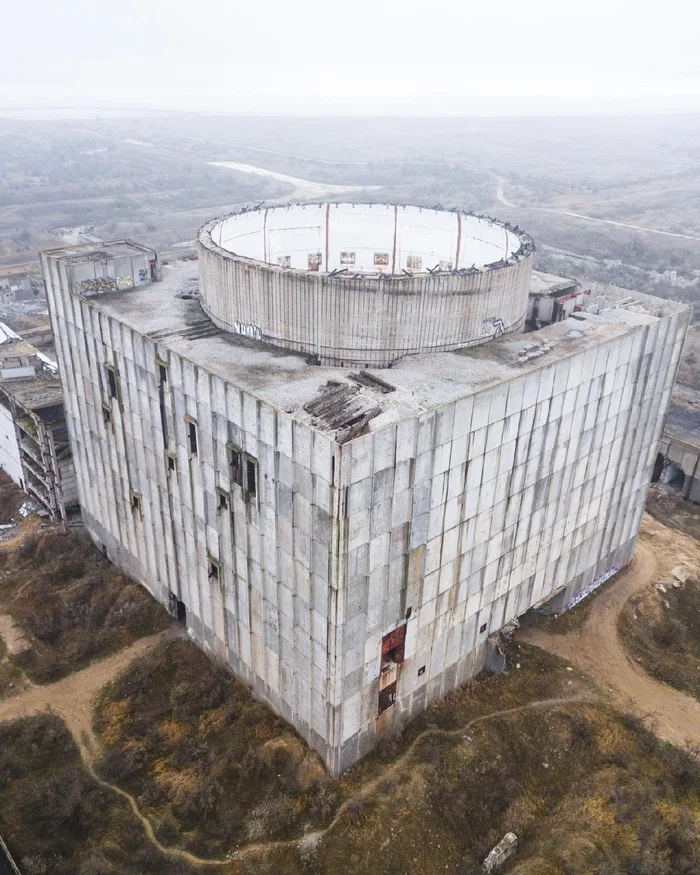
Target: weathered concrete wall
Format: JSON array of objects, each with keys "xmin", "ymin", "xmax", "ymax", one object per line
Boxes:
[
  {"xmin": 0, "ymin": 401, "xmax": 23, "ymax": 487},
  {"xmin": 198, "ymin": 219, "xmax": 532, "ymax": 368},
  {"xmin": 42, "ymin": 251, "xmax": 341, "ymax": 767},
  {"xmin": 332, "ymin": 308, "xmax": 688, "ymax": 770}
]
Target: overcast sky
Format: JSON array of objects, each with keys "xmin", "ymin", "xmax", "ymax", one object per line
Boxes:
[{"xmin": 3, "ymin": 0, "xmax": 700, "ymax": 116}]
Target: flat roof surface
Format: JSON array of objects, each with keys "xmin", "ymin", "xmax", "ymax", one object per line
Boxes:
[
  {"xmin": 82, "ymin": 260, "xmax": 686, "ymax": 439},
  {"xmin": 529, "ymin": 270, "xmax": 579, "ymax": 296},
  {"xmin": 43, "ymin": 240, "xmax": 155, "ymax": 264},
  {"xmin": 665, "ymin": 383, "xmax": 700, "ymax": 447}
]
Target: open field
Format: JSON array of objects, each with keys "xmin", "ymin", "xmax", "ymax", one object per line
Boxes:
[{"xmin": 3, "ymin": 113, "xmax": 700, "ymax": 318}]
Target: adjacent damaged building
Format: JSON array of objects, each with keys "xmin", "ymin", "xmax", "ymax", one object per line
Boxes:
[
  {"xmin": 40, "ymin": 204, "xmax": 689, "ymax": 773},
  {"xmin": 0, "ymin": 323, "xmax": 77, "ymax": 520}
]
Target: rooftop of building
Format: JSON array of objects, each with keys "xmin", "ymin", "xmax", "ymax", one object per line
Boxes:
[
  {"xmin": 76, "ymin": 259, "xmax": 688, "ymax": 441},
  {"xmin": 41, "ymin": 239, "xmax": 156, "ymax": 265},
  {"xmin": 665, "ymin": 383, "xmax": 700, "ymax": 448}
]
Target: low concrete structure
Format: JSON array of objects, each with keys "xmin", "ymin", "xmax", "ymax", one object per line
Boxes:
[
  {"xmin": 483, "ymin": 833, "xmax": 518, "ymax": 873},
  {"xmin": 41, "ymin": 211, "xmax": 688, "ymax": 774},
  {"xmin": 0, "ymin": 323, "xmax": 77, "ymax": 521},
  {"xmin": 654, "ymin": 383, "xmax": 700, "ymax": 503}
]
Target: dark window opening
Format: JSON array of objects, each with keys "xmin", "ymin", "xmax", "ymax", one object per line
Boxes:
[
  {"xmin": 246, "ymin": 458, "xmax": 257, "ymax": 498},
  {"xmin": 230, "ymin": 447, "xmax": 243, "ymax": 486},
  {"xmin": 652, "ymin": 452, "xmax": 665, "ymax": 483},
  {"xmin": 217, "ymin": 488, "xmax": 229, "ymax": 510},
  {"xmin": 102, "ymin": 404, "xmax": 112, "ymax": 426},
  {"xmin": 130, "ymin": 491, "xmax": 142, "ymax": 515},
  {"xmin": 479, "ymin": 622, "xmax": 488, "ymax": 634},
  {"xmin": 165, "ymin": 452, "xmax": 176, "ymax": 473},
  {"xmin": 105, "ymin": 364, "xmax": 118, "ymax": 400},
  {"xmin": 418, "ymin": 665, "xmax": 426, "ymax": 677},
  {"xmin": 378, "ymin": 681, "xmax": 397, "ymax": 714},
  {"xmin": 208, "ymin": 558, "xmax": 220, "ymax": 581},
  {"xmin": 381, "ymin": 625, "xmax": 406, "ymax": 672},
  {"xmin": 405, "ymin": 606, "xmax": 412, "ymax": 620},
  {"xmin": 158, "ymin": 363, "xmax": 167, "ymax": 386},
  {"xmin": 186, "ymin": 419, "xmax": 198, "ymax": 456}
]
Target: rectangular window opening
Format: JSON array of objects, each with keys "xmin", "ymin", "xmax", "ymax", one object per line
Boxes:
[
  {"xmin": 130, "ymin": 490, "xmax": 142, "ymax": 516},
  {"xmin": 157, "ymin": 362, "xmax": 168, "ymax": 386},
  {"xmin": 378, "ymin": 681, "xmax": 397, "ymax": 714},
  {"xmin": 102, "ymin": 404, "xmax": 112, "ymax": 426},
  {"xmin": 217, "ymin": 488, "xmax": 229, "ymax": 511},
  {"xmin": 165, "ymin": 451, "xmax": 176, "ymax": 473},
  {"xmin": 229, "ymin": 445, "xmax": 243, "ymax": 486},
  {"xmin": 208, "ymin": 557, "xmax": 221, "ymax": 581},
  {"xmin": 381, "ymin": 625, "xmax": 406, "ymax": 672},
  {"xmin": 185, "ymin": 417, "xmax": 198, "ymax": 456},
  {"xmin": 104, "ymin": 363, "xmax": 118, "ymax": 400},
  {"xmin": 246, "ymin": 458, "xmax": 257, "ymax": 499}
]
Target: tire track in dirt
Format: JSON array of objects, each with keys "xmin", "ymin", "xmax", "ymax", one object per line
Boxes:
[{"xmin": 517, "ymin": 542, "xmax": 700, "ymax": 749}]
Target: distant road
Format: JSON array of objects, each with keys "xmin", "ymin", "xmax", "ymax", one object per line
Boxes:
[
  {"xmin": 495, "ymin": 177, "xmax": 700, "ymax": 242},
  {"xmin": 208, "ymin": 161, "xmax": 381, "ymax": 199}
]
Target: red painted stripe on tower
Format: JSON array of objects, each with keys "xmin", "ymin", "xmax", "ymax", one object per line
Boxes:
[
  {"xmin": 455, "ymin": 211, "xmax": 462, "ymax": 269},
  {"xmin": 263, "ymin": 208, "xmax": 268, "ymax": 262}
]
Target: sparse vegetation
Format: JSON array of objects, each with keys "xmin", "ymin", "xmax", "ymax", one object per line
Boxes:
[
  {"xmin": 619, "ymin": 578, "xmax": 700, "ymax": 700},
  {"xmin": 0, "ymin": 526, "xmax": 170, "ymax": 683},
  {"xmin": 0, "ymin": 636, "xmax": 28, "ymax": 701},
  {"xmin": 0, "ymin": 713, "xmax": 219, "ymax": 875},
  {"xmin": 94, "ymin": 637, "xmax": 333, "ymax": 857}
]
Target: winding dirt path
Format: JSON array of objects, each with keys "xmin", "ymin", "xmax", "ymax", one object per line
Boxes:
[
  {"xmin": 0, "ymin": 630, "xmax": 588, "ymax": 868},
  {"xmin": 517, "ymin": 543, "xmax": 700, "ymax": 749}
]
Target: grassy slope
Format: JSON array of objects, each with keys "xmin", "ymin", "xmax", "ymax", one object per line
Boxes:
[
  {"xmin": 0, "ymin": 526, "xmax": 170, "ymax": 684},
  {"xmin": 0, "ymin": 714, "xmax": 220, "ymax": 875},
  {"xmin": 91, "ymin": 637, "xmax": 700, "ymax": 875},
  {"xmin": 619, "ymin": 578, "xmax": 700, "ymax": 701}
]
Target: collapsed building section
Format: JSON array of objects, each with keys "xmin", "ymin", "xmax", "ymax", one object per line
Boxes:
[{"xmin": 40, "ymin": 205, "xmax": 689, "ymax": 774}]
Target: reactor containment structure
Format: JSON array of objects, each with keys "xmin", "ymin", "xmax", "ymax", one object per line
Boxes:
[{"xmin": 41, "ymin": 203, "xmax": 689, "ymax": 773}]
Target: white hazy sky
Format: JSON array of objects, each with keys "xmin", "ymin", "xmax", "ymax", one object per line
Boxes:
[{"xmin": 4, "ymin": 0, "xmax": 700, "ymax": 116}]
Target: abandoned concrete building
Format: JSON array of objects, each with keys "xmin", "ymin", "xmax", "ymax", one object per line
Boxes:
[
  {"xmin": 653, "ymin": 382, "xmax": 700, "ymax": 503},
  {"xmin": 40, "ymin": 203, "xmax": 689, "ymax": 773},
  {"xmin": 0, "ymin": 322, "xmax": 77, "ymax": 521}
]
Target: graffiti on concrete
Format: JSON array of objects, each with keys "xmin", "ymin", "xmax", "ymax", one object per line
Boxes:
[
  {"xmin": 139, "ymin": 268, "xmax": 149, "ymax": 282},
  {"xmin": 233, "ymin": 320, "xmax": 263, "ymax": 341},
  {"xmin": 117, "ymin": 275, "xmax": 134, "ymax": 289},
  {"xmin": 564, "ymin": 564, "xmax": 620, "ymax": 612},
  {"xmin": 79, "ymin": 276, "xmax": 117, "ymax": 294},
  {"xmin": 481, "ymin": 317, "xmax": 506, "ymax": 339}
]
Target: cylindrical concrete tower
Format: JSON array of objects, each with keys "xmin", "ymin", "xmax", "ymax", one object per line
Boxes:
[{"xmin": 198, "ymin": 202, "xmax": 534, "ymax": 367}]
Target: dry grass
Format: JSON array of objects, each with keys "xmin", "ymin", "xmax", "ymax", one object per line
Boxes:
[
  {"xmin": 0, "ymin": 713, "xmax": 223, "ymax": 875},
  {"xmin": 0, "ymin": 635, "xmax": 29, "ymax": 701},
  {"xmin": 619, "ymin": 577, "xmax": 700, "ymax": 701},
  {"xmin": 93, "ymin": 637, "xmax": 332, "ymax": 858},
  {"xmin": 0, "ymin": 526, "xmax": 170, "ymax": 683}
]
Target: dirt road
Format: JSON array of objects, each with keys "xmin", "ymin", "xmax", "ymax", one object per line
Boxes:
[
  {"xmin": 517, "ymin": 541, "xmax": 700, "ymax": 749},
  {"xmin": 0, "ymin": 630, "xmax": 168, "ymax": 758}
]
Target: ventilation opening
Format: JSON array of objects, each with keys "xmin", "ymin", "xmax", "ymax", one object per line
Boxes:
[
  {"xmin": 165, "ymin": 452, "xmax": 176, "ymax": 473},
  {"xmin": 381, "ymin": 625, "xmax": 406, "ymax": 672},
  {"xmin": 378, "ymin": 680, "xmax": 397, "ymax": 714},
  {"xmin": 208, "ymin": 557, "xmax": 221, "ymax": 581},
  {"xmin": 177, "ymin": 600, "xmax": 187, "ymax": 623},
  {"xmin": 217, "ymin": 488, "xmax": 229, "ymax": 510},
  {"xmin": 246, "ymin": 458, "xmax": 257, "ymax": 499},
  {"xmin": 104, "ymin": 363, "xmax": 119, "ymax": 400},
  {"xmin": 102, "ymin": 404, "xmax": 112, "ymax": 426}
]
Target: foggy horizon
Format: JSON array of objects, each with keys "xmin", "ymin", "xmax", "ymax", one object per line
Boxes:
[{"xmin": 5, "ymin": 0, "xmax": 700, "ymax": 118}]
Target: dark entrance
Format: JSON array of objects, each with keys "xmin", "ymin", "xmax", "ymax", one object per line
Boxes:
[{"xmin": 168, "ymin": 592, "xmax": 187, "ymax": 624}]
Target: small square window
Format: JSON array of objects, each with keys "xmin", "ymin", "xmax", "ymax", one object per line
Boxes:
[
  {"xmin": 208, "ymin": 557, "xmax": 220, "ymax": 581},
  {"xmin": 418, "ymin": 665, "xmax": 426, "ymax": 677},
  {"xmin": 165, "ymin": 452, "xmax": 176, "ymax": 473},
  {"xmin": 102, "ymin": 404, "xmax": 112, "ymax": 426},
  {"xmin": 479, "ymin": 622, "xmax": 488, "ymax": 634},
  {"xmin": 217, "ymin": 488, "xmax": 229, "ymax": 511}
]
